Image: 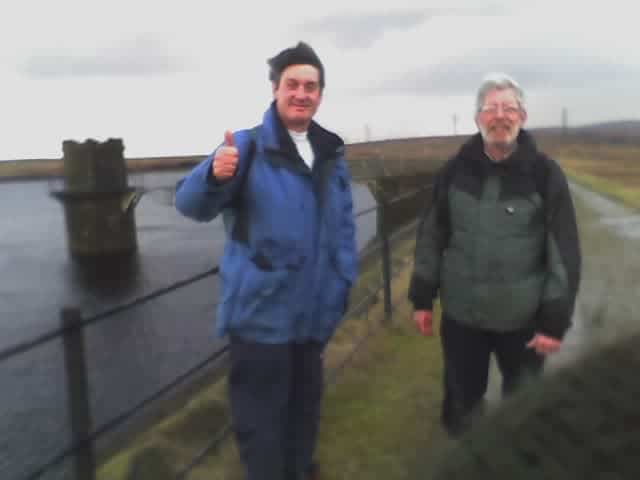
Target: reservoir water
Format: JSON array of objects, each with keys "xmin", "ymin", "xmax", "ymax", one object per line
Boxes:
[{"xmin": 0, "ymin": 169, "xmax": 378, "ymax": 479}]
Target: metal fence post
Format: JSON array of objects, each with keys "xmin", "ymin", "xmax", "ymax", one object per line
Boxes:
[
  {"xmin": 61, "ymin": 307, "xmax": 95, "ymax": 480},
  {"xmin": 378, "ymin": 198, "xmax": 392, "ymax": 322}
]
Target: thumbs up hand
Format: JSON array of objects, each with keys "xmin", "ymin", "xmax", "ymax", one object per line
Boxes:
[{"xmin": 212, "ymin": 130, "xmax": 239, "ymax": 180}]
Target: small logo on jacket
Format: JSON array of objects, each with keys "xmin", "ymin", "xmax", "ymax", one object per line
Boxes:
[{"xmin": 505, "ymin": 206, "xmax": 515, "ymax": 214}]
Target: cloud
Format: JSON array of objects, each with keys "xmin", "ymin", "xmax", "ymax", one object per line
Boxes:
[
  {"xmin": 365, "ymin": 48, "xmax": 640, "ymax": 96},
  {"xmin": 300, "ymin": 6, "xmax": 506, "ymax": 49},
  {"xmin": 20, "ymin": 34, "xmax": 188, "ymax": 78}
]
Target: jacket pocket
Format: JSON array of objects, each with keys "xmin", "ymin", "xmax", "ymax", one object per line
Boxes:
[
  {"xmin": 216, "ymin": 244, "xmax": 290, "ymax": 337},
  {"xmin": 231, "ymin": 255, "xmax": 289, "ymax": 331}
]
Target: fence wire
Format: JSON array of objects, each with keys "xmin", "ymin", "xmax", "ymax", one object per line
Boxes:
[
  {"xmin": 3, "ymin": 182, "xmax": 432, "ymax": 480},
  {"xmin": 25, "ymin": 346, "xmax": 230, "ymax": 480},
  {"xmin": 0, "ymin": 267, "xmax": 219, "ymax": 363},
  {"xmin": 175, "ymin": 260, "xmax": 404, "ymax": 479}
]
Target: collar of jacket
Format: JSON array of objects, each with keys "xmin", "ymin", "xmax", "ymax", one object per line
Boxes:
[
  {"xmin": 260, "ymin": 101, "xmax": 345, "ymax": 164},
  {"xmin": 459, "ymin": 129, "xmax": 538, "ymax": 174},
  {"xmin": 459, "ymin": 129, "xmax": 539, "ymax": 177},
  {"xmin": 453, "ymin": 129, "xmax": 542, "ymax": 200}
]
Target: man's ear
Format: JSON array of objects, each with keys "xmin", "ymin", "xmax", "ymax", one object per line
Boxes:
[{"xmin": 520, "ymin": 109, "xmax": 528, "ymax": 125}]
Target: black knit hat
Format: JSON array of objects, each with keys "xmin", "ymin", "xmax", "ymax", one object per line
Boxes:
[{"xmin": 267, "ymin": 41, "xmax": 325, "ymax": 89}]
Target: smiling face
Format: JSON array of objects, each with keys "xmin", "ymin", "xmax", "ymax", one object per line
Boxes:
[
  {"xmin": 273, "ymin": 64, "xmax": 322, "ymax": 132},
  {"xmin": 475, "ymin": 87, "xmax": 527, "ymax": 154}
]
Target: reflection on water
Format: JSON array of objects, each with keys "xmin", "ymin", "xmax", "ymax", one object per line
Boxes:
[
  {"xmin": 70, "ymin": 253, "xmax": 143, "ymax": 299},
  {"xmin": 599, "ymin": 215, "xmax": 640, "ymax": 239}
]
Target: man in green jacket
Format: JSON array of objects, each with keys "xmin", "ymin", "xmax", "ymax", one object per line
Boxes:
[{"xmin": 409, "ymin": 73, "xmax": 581, "ymax": 435}]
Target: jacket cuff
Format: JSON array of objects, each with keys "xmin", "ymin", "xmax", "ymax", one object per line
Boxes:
[
  {"xmin": 408, "ymin": 275, "xmax": 437, "ymax": 311},
  {"xmin": 536, "ymin": 298, "xmax": 571, "ymax": 340}
]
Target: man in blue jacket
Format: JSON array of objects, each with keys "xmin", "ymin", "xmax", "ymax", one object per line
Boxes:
[{"xmin": 175, "ymin": 42, "xmax": 358, "ymax": 480}]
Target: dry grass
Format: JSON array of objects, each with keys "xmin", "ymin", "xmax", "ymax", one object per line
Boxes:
[
  {"xmin": 0, "ymin": 159, "xmax": 64, "ymax": 179},
  {"xmin": 0, "ymin": 136, "xmax": 467, "ymax": 181},
  {"xmin": 0, "ymin": 156, "xmax": 202, "ymax": 181},
  {"xmin": 345, "ymin": 136, "xmax": 465, "ymax": 162},
  {"xmin": 3, "ymin": 133, "xmax": 637, "ymax": 183},
  {"xmin": 550, "ymin": 143, "xmax": 640, "ymax": 210},
  {"xmin": 96, "ymin": 235, "xmax": 449, "ymax": 480},
  {"xmin": 554, "ymin": 143, "xmax": 640, "ymax": 184}
]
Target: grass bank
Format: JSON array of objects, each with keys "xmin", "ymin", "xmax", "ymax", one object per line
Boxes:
[
  {"xmin": 562, "ymin": 168, "xmax": 640, "ymax": 211},
  {"xmin": 553, "ymin": 143, "xmax": 640, "ymax": 210},
  {"xmin": 96, "ymin": 234, "xmax": 450, "ymax": 479}
]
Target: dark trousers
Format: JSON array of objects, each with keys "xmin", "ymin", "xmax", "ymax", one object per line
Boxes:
[
  {"xmin": 440, "ymin": 314, "xmax": 544, "ymax": 436},
  {"xmin": 228, "ymin": 337, "xmax": 324, "ymax": 480}
]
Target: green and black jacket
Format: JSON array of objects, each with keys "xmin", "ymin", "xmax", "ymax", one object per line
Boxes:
[{"xmin": 408, "ymin": 130, "xmax": 581, "ymax": 339}]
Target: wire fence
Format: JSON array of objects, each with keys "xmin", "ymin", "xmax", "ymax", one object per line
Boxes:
[{"xmin": 2, "ymin": 182, "xmax": 433, "ymax": 480}]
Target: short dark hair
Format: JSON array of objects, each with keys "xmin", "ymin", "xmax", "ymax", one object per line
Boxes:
[{"xmin": 267, "ymin": 41, "xmax": 325, "ymax": 90}]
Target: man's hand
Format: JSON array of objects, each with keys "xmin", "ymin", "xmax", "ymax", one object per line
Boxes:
[
  {"xmin": 413, "ymin": 310, "xmax": 433, "ymax": 336},
  {"xmin": 212, "ymin": 130, "xmax": 239, "ymax": 180},
  {"xmin": 526, "ymin": 333, "xmax": 561, "ymax": 355}
]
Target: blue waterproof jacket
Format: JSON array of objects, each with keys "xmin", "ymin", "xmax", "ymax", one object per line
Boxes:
[{"xmin": 175, "ymin": 103, "xmax": 358, "ymax": 343}]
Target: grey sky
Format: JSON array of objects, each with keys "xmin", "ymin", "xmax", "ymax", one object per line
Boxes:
[
  {"xmin": 301, "ymin": 10, "xmax": 431, "ymax": 49},
  {"xmin": 21, "ymin": 35, "xmax": 188, "ymax": 78},
  {"xmin": 301, "ymin": 6, "xmax": 507, "ymax": 49},
  {"xmin": 367, "ymin": 48, "xmax": 640, "ymax": 96},
  {"xmin": 1, "ymin": 0, "xmax": 638, "ymax": 159}
]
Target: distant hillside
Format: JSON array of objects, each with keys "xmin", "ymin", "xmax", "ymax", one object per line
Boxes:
[
  {"xmin": 2, "ymin": 119, "xmax": 637, "ymax": 181},
  {"xmin": 577, "ymin": 120, "xmax": 640, "ymax": 135},
  {"xmin": 533, "ymin": 120, "xmax": 640, "ymax": 145}
]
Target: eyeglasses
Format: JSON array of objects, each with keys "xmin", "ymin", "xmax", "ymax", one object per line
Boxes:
[{"xmin": 479, "ymin": 104, "xmax": 521, "ymax": 115}]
